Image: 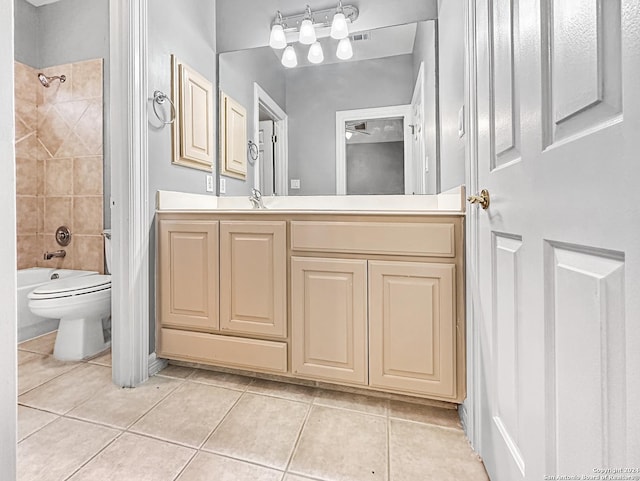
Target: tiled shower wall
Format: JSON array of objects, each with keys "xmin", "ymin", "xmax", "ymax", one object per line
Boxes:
[{"xmin": 15, "ymin": 59, "xmax": 104, "ymax": 273}]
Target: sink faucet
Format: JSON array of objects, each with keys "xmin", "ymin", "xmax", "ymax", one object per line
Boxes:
[
  {"xmin": 249, "ymin": 188, "xmax": 265, "ymax": 209},
  {"xmin": 44, "ymin": 250, "xmax": 66, "ymax": 260}
]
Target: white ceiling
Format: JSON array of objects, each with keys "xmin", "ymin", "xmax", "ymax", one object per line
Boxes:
[{"xmin": 24, "ymin": 0, "xmax": 61, "ymax": 6}]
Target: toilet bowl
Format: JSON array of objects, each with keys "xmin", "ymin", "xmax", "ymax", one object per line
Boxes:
[
  {"xmin": 28, "ymin": 276, "xmax": 111, "ymax": 360},
  {"xmin": 28, "ymin": 229, "xmax": 113, "ymax": 361}
]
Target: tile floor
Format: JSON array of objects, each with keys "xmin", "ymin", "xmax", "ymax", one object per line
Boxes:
[{"xmin": 18, "ymin": 332, "xmax": 489, "ymax": 481}]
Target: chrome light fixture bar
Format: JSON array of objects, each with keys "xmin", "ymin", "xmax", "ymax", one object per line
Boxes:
[{"xmin": 271, "ymin": 4, "xmax": 359, "ymax": 38}]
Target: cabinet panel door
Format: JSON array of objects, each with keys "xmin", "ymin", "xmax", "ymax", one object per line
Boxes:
[
  {"xmin": 369, "ymin": 261, "xmax": 456, "ymax": 398},
  {"xmin": 220, "ymin": 221, "xmax": 287, "ymax": 337},
  {"xmin": 291, "ymin": 257, "xmax": 368, "ymax": 385},
  {"xmin": 159, "ymin": 220, "xmax": 219, "ymax": 331}
]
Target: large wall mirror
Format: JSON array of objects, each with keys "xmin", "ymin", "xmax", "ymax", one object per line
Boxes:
[{"xmin": 219, "ymin": 18, "xmax": 439, "ymax": 196}]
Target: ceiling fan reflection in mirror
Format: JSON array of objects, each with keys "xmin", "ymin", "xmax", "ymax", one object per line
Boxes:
[{"xmin": 345, "ymin": 121, "xmax": 371, "ymax": 139}]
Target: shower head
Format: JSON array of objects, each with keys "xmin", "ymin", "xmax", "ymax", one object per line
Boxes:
[{"xmin": 37, "ymin": 73, "xmax": 66, "ymax": 88}]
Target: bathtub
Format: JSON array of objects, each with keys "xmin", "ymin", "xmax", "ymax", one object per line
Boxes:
[{"xmin": 18, "ymin": 267, "xmax": 98, "ymax": 342}]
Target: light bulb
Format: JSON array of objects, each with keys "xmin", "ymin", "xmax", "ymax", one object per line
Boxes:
[
  {"xmin": 281, "ymin": 45, "xmax": 298, "ymax": 68},
  {"xmin": 307, "ymin": 41, "xmax": 324, "ymax": 64},
  {"xmin": 299, "ymin": 18, "xmax": 316, "ymax": 44},
  {"xmin": 331, "ymin": 12, "xmax": 349, "ymax": 39},
  {"xmin": 345, "ymin": 131, "xmax": 353, "ymax": 140},
  {"xmin": 336, "ymin": 37, "xmax": 353, "ymax": 60},
  {"xmin": 269, "ymin": 24, "xmax": 287, "ymax": 49}
]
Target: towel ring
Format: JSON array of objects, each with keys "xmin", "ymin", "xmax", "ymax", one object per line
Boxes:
[
  {"xmin": 152, "ymin": 90, "xmax": 176, "ymax": 125},
  {"xmin": 248, "ymin": 140, "xmax": 259, "ymax": 162}
]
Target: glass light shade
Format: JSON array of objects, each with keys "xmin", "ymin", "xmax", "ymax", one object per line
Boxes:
[
  {"xmin": 299, "ymin": 19, "xmax": 316, "ymax": 44},
  {"xmin": 269, "ymin": 24, "xmax": 287, "ymax": 49},
  {"xmin": 336, "ymin": 37, "xmax": 353, "ymax": 60},
  {"xmin": 345, "ymin": 131, "xmax": 353, "ymax": 140},
  {"xmin": 281, "ymin": 45, "xmax": 298, "ymax": 68},
  {"xmin": 307, "ymin": 41, "xmax": 324, "ymax": 64},
  {"xmin": 331, "ymin": 12, "xmax": 349, "ymax": 39}
]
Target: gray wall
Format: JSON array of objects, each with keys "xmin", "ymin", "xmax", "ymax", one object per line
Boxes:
[
  {"xmin": 346, "ymin": 142, "xmax": 404, "ymax": 195},
  {"xmin": 38, "ymin": 0, "xmax": 109, "ymax": 68},
  {"xmin": 412, "ymin": 20, "xmax": 439, "ymax": 194},
  {"xmin": 286, "ymin": 55, "xmax": 414, "ymax": 195},
  {"xmin": 147, "ymin": 0, "xmax": 217, "ymax": 352},
  {"xmin": 216, "ymin": 0, "xmax": 438, "ymax": 53},
  {"xmin": 14, "ymin": 0, "xmax": 38, "ymax": 67},
  {"xmin": 437, "ymin": 0, "xmax": 466, "ymax": 191},
  {"xmin": 219, "ymin": 47, "xmax": 285, "ymax": 196}
]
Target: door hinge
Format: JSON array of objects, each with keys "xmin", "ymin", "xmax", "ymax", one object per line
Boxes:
[{"xmin": 272, "ymin": 135, "xmax": 277, "ymax": 143}]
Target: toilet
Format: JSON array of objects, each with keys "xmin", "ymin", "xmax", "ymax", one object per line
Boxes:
[{"xmin": 28, "ymin": 230, "xmax": 112, "ymax": 361}]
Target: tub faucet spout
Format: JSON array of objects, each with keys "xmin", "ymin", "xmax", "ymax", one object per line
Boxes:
[{"xmin": 44, "ymin": 250, "xmax": 66, "ymax": 260}]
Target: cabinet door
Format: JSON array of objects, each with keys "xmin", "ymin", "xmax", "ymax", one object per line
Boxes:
[
  {"xmin": 291, "ymin": 257, "xmax": 368, "ymax": 385},
  {"xmin": 220, "ymin": 221, "xmax": 286, "ymax": 337},
  {"xmin": 369, "ymin": 261, "xmax": 456, "ymax": 398},
  {"xmin": 159, "ymin": 220, "xmax": 219, "ymax": 331}
]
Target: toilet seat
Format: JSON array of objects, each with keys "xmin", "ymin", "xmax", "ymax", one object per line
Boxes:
[{"xmin": 29, "ymin": 275, "xmax": 111, "ymax": 300}]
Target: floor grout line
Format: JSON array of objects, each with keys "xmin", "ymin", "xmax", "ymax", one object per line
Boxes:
[
  {"xmin": 387, "ymin": 401, "xmax": 391, "ymax": 481},
  {"xmin": 171, "ymin": 448, "xmax": 200, "ymax": 481},
  {"xmin": 61, "ymin": 429, "xmax": 125, "ymax": 481},
  {"xmin": 282, "ymin": 389, "xmax": 317, "ymax": 475},
  {"xmin": 196, "ymin": 383, "xmax": 251, "ymax": 451}
]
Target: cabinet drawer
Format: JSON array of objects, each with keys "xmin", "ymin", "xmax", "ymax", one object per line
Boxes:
[
  {"xmin": 291, "ymin": 221, "xmax": 455, "ymax": 257},
  {"xmin": 159, "ymin": 328, "xmax": 287, "ymax": 373}
]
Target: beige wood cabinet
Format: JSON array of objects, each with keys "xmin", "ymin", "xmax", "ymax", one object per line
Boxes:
[
  {"xmin": 156, "ymin": 212, "xmax": 465, "ymax": 403},
  {"xmin": 158, "ymin": 220, "xmax": 219, "ymax": 331},
  {"xmin": 291, "ymin": 257, "xmax": 368, "ymax": 385},
  {"xmin": 368, "ymin": 261, "xmax": 456, "ymax": 398},
  {"xmin": 220, "ymin": 221, "xmax": 287, "ymax": 338}
]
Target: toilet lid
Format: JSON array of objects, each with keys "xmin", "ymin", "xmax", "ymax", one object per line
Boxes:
[{"xmin": 29, "ymin": 275, "xmax": 111, "ymax": 300}]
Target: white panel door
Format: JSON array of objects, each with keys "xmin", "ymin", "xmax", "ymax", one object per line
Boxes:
[
  {"xmin": 471, "ymin": 0, "xmax": 640, "ymax": 480},
  {"xmin": 259, "ymin": 120, "xmax": 274, "ymax": 196}
]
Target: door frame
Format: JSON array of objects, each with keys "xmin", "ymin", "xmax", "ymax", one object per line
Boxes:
[
  {"xmin": 253, "ymin": 83, "xmax": 288, "ymax": 196},
  {"xmin": 462, "ymin": 0, "xmax": 481, "ymax": 451},
  {"xmin": 335, "ymin": 105, "xmax": 414, "ymax": 195},
  {"xmin": 0, "ymin": 0, "xmax": 17, "ymax": 477},
  {"xmin": 109, "ymin": 0, "xmax": 151, "ymax": 386},
  {"xmin": 411, "ymin": 62, "xmax": 427, "ymax": 195}
]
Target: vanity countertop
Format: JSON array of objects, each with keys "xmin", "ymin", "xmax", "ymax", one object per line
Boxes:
[{"xmin": 156, "ymin": 186, "xmax": 466, "ymax": 216}]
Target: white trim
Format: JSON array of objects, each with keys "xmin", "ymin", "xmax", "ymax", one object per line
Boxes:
[
  {"xmin": 463, "ymin": 0, "xmax": 480, "ymax": 450},
  {"xmin": 335, "ymin": 105, "xmax": 414, "ymax": 195},
  {"xmin": 253, "ymin": 83, "xmax": 288, "ymax": 196},
  {"xmin": 109, "ymin": 0, "xmax": 150, "ymax": 387},
  {"xmin": 411, "ymin": 62, "xmax": 426, "ymax": 195},
  {"xmin": 148, "ymin": 353, "xmax": 168, "ymax": 376},
  {"xmin": 0, "ymin": 0, "xmax": 17, "ymax": 476}
]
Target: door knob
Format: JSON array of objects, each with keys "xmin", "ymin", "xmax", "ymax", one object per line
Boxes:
[{"xmin": 467, "ymin": 189, "xmax": 490, "ymax": 209}]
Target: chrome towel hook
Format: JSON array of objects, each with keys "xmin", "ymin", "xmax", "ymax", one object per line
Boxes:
[{"xmin": 152, "ymin": 90, "xmax": 176, "ymax": 125}]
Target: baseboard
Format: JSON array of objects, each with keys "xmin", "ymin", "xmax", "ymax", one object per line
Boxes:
[
  {"xmin": 148, "ymin": 352, "xmax": 168, "ymax": 376},
  {"xmin": 459, "ymin": 402, "xmax": 469, "ymax": 433}
]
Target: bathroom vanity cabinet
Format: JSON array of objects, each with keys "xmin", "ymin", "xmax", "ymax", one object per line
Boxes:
[{"xmin": 156, "ymin": 207, "xmax": 465, "ymax": 403}]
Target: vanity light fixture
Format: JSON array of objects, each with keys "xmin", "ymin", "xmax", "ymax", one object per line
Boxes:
[
  {"xmin": 308, "ymin": 41, "xmax": 324, "ymax": 64},
  {"xmin": 330, "ymin": 1, "xmax": 349, "ymax": 39},
  {"xmin": 336, "ymin": 37, "xmax": 353, "ymax": 60},
  {"xmin": 269, "ymin": 3, "xmax": 359, "ymax": 67},
  {"xmin": 269, "ymin": 11, "xmax": 287, "ymax": 49},
  {"xmin": 299, "ymin": 5, "xmax": 317, "ymax": 45},
  {"xmin": 282, "ymin": 45, "xmax": 298, "ymax": 68}
]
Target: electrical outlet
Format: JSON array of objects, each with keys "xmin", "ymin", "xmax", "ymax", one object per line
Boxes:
[
  {"xmin": 290, "ymin": 179, "xmax": 301, "ymax": 189},
  {"xmin": 206, "ymin": 175, "xmax": 214, "ymax": 192},
  {"xmin": 219, "ymin": 177, "xmax": 226, "ymax": 194}
]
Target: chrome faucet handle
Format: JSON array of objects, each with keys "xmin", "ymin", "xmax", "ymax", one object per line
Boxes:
[{"xmin": 251, "ymin": 188, "xmax": 262, "ymax": 200}]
